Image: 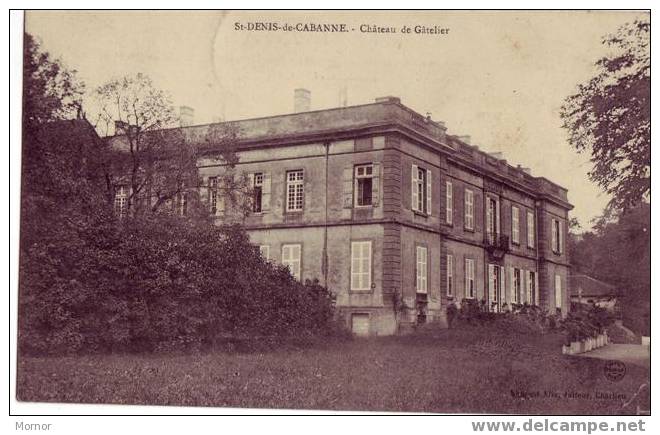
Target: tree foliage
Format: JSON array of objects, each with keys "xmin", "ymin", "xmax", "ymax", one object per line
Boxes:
[
  {"xmin": 19, "ymin": 35, "xmax": 341, "ymax": 356},
  {"xmin": 88, "ymin": 73, "xmax": 251, "ymax": 218},
  {"xmin": 567, "ymin": 204, "xmax": 650, "ymax": 335},
  {"xmin": 22, "ymin": 33, "xmax": 84, "ymax": 129},
  {"xmin": 560, "ymin": 19, "xmax": 650, "ymax": 211}
]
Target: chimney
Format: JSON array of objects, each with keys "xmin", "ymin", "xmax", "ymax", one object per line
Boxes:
[
  {"xmin": 294, "ymin": 88, "xmax": 311, "ymax": 113},
  {"xmin": 179, "ymin": 106, "xmax": 194, "ymax": 127},
  {"xmin": 458, "ymin": 135, "xmax": 471, "ymax": 144},
  {"xmin": 489, "ymin": 151, "xmax": 504, "ymax": 160},
  {"xmin": 375, "ymin": 96, "xmax": 401, "ymax": 104}
]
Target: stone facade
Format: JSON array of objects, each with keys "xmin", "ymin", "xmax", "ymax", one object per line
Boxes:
[{"xmin": 113, "ymin": 96, "xmax": 573, "ymax": 335}]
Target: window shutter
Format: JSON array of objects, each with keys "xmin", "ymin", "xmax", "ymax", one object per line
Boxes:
[
  {"xmin": 525, "ymin": 270, "xmax": 531, "ymax": 304},
  {"xmin": 426, "ymin": 170, "xmax": 432, "ymax": 215},
  {"xmin": 534, "ymin": 272, "xmax": 539, "ymax": 305},
  {"xmin": 411, "ymin": 164, "xmax": 418, "ymax": 211},
  {"xmin": 558, "ymin": 221, "xmax": 564, "ymax": 254},
  {"xmin": 464, "ymin": 259, "xmax": 469, "ymax": 298},
  {"xmin": 509, "ymin": 266, "xmax": 514, "ymax": 304},
  {"xmin": 495, "ymin": 199, "xmax": 501, "ymax": 234},
  {"xmin": 342, "ymin": 167, "xmax": 353, "ymax": 208},
  {"xmin": 261, "ymin": 172, "xmax": 271, "ymax": 211},
  {"xmin": 551, "ymin": 219, "xmax": 558, "ymax": 251},
  {"xmin": 500, "ymin": 266, "xmax": 506, "ymax": 304},
  {"xmin": 371, "ymin": 163, "xmax": 381, "ymax": 206},
  {"xmin": 555, "ymin": 275, "xmax": 562, "ymax": 309},
  {"xmin": 446, "ymin": 181, "xmax": 453, "ymax": 224},
  {"xmin": 488, "ymin": 264, "xmax": 495, "ymax": 303},
  {"xmin": 486, "ymin": 198, "xmax": 492, "ymax": 234}
]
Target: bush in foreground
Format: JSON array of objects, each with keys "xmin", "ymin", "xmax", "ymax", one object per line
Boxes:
[{"xmin": 19, "ymin": 215, "xmax": 342, "ymax": 356}]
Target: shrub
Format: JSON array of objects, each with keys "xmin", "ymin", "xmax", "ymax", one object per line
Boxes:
[
  {"xmin": 18, "ymin": 215, "xmax": 342, "ymax": 356},
  {"xmin": 560, "ymin": 304, "xmax": 615, "ymax": 344},
  {"xmin": 453, "ymin": 300, "xmax": 556, "ymax": 336}
]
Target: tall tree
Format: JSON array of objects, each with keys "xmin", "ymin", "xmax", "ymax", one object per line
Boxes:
[
  {"xmin": 90, "ymin": 74, "xmax": 249, "ymax": 219},
  {"xmin": 560, "ymin": 19, "xmax": 650, "ymax": 212},
  {"xmin": 22, "ymin": 33, "xmax": 84, "ymax": 129}
]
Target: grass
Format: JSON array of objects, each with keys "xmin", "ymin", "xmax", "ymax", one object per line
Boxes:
[{"xmin": 16, "ymin": 326, "xmax": 650, "ymax": 414}]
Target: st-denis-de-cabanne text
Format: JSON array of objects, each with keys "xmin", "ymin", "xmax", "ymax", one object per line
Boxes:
[{"xmin": 234, "ymin": 22, "xmax": 449, "ymax": 35}]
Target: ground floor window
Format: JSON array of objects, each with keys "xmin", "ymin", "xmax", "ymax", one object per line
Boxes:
[
  {"xmin": 416, "ymin": 246, "xmax": 428, "ymax": 293},
  {"xmin": 446, "ymin": 254, "xmax": 454, "ymax": 296},
  {"xmin": 464, "ymin": 258, "xmax": 475, "ymax": 298},
  {"xmin": 527, "ymin": 271, "xmax": 537, "ymax": 305},
  {"xmin": 554, "ymin": 274, "xmax": 562, "ymax": 312},
  {"xmin": 259, "ymin": 245, "xmax": 270, "ymax": 260},
  {"xmin": 282, "ymin": 244, "xmax": 302, "ymax": 280},
  {"xmin": 513, "ymin": 268, "xmax": 522, "ymax": 304},
  {"xmin": 351, "ymin": 241, "xmax": 372, "ymax": 290},
  {"xmin": 488, "ymin": 264, "xmax": 503, "ymax": 309}
]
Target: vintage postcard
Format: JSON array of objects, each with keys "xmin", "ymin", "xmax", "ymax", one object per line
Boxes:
[{"xmin": 15, "ymin": 10, "xmax": 650, "ymax": 418}]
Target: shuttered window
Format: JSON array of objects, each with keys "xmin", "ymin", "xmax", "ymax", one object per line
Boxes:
[
  {"xmin": 511, "ymin": 206, "xmax": 520, "ymax": 244},
  {"xmin": 252, "ymin": 172, "xmax": 264, "ymax": 212},
  {"xmin": 552, "ymin": 219, "xmax": 563, "ymax": 253},
  {"xmin": 464, "ymin": 189, "xmax": 474, "ymax": 230},
  {"xmin": 464, "ymin": 258, "xmax": 475, "ymax": 298},
  {"xmin": 416, "ymin": 246, "xmax": 428, "ymax": 293},
  {"xmin": 286, "ymin": 170, "xmax": 304, "ymax": 212},
  {"xmin": 351, "ymin": 241, "xmax": 372, "ymax": 291},
  {"xmin": 446, "ymin": 181, "xmax": 453, "ymax": 224},
  {"xmin": 555, "ymin": 274, "xmax": 562, "ymax": 311},
  {"xmin": 411, "ymin": 165, "xmax": 432, "ymax": 214},
  {"xmin": 527, "ymin": 211, "xmax": 535, "ymax": 248},
  {"xmin": 446, "ymin": 254, "xmax": 454, "ymax": 296}
]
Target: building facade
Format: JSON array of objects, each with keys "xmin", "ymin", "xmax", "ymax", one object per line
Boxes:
[{"xmin": 114, "ymin": 95, "xmax": 573, "ymax": 336}]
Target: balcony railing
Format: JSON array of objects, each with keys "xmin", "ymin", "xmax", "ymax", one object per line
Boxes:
[{"xmin": 485, "ymin": 233, "xmax": 509, "ymax": 259}]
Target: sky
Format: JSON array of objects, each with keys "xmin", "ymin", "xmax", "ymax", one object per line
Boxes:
[{"xmin": 25, "ymin": 10, "xmax": 648, "ymax": 229}]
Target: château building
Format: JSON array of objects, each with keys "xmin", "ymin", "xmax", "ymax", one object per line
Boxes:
[{"xmin": 111, "ymin": 91, "xmax": 573, "ymax": 336}]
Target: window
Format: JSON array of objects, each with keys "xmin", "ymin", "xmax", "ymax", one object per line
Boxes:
[
  {"xmin": 486, "ymin": 197, "xmax": 498, "ymax": 236},
  {"xmin": 282, "ymin": 244, "xmax": 302, "ymax": 280},
  {"xmin": 464, "ymin": 189, "xmax": 474, "ymax": 230},
  {"xmin": 527, "ymin": 270, "xmax": 537, "ymax": 305},
  {"xmin": 208, "ymin": 177, "xmax": 218, "ymax": 215},
  {"xmin": 350, "ymin": 241, "xmax": 372, "ymax": 290},
  {"xmin": 411, "ymin": 165, "xmax": 431, "ymax": 214},
  {"xmin": 464, "ymin": 258, "xmax": 475, "ymax": 298},
  {"xmin": 114, "ymin": 185, "xmax": 128, "ymax": 218},
  {"xmin": 445, "ymin": 181, "xmax": 453, "ymax": 224},
  {"xmin": 488, "ymin": 264, "xmax": 503, "ymax": 306},
  {"xmin": 252, "ymin": 173, "xmax": 263, "ymax": 213},
  {"xmin": 286, "ymin": 170, "xmax": 304, "ymax": 211},
  {"xmin": 527, "ymin": 211, "xmax": 535, "ymax": 248},
  {"xmin": 511, "ymin": 206, "xmax": 520, "ymax": 244},
  {"xmin": 259, "ymin": 245, "xmax": 270, "ymax": 260},
  {"xmin": 552, "ymin": 219, "xmax": 562, "ymax": 253},
  {"xmin": 354, "ymin": 164, "xmax": 374, "ymax": 207},
  {"xmin": 554, "ymin": 274, "xmax": 562, "ymax": 311},
  {"xmin": 446, "ymin": 254, "xmax": 454, "ymax": 296},
  {"xmin": 512, "ymin": 268, "xmax": 521, "ymax": 303},
  {"xmin": 416, "ymin": 246, "xmax": 428, "ymax": 293}
]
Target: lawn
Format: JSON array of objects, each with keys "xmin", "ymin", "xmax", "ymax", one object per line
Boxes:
[{"xmin": 16, "ymin": 326, "xmax": 650, "ymax": 414}]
